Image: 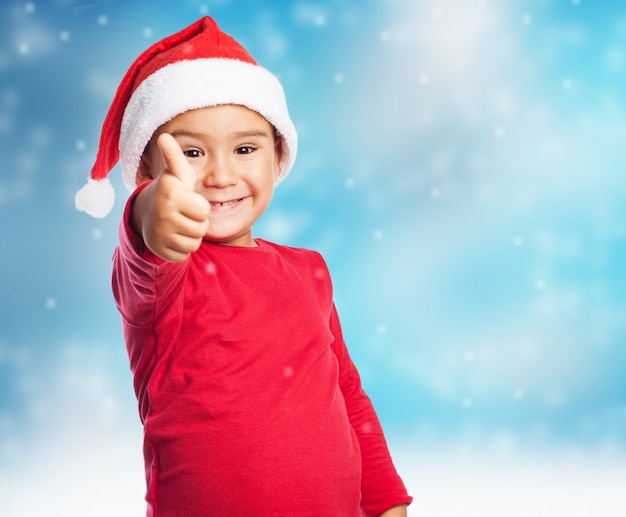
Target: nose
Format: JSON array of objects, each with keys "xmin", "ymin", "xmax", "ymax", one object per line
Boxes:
[{"xmin": 202, "ymin": 153, "xmax": 237, "ymax": 188}]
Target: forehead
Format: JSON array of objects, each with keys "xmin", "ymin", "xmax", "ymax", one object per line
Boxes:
[{"xmin": 159, "ymin": 104, "xmax": 273, "ymax": 134}]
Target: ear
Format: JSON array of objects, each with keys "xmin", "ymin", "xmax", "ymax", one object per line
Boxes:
[
  {"xmin": 273, "ymin": 135, "xmax": 284, "ymax": 182},
  {"xmin": 135, "ymin": 154, "xmax": 155, "ymax": 186}
]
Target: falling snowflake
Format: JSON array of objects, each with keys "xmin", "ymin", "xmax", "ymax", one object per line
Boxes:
[
  {"xmin": 313, "ymin": 267, "xmax": 325, "ymax": 280},
  {"xmin": 313, "ymin": 15, "xmax": 326, "ymax": 27},
  {"xmin": 432, "ymin": 8, "xmax": 445, "ymax": 20},
  {"xmin": 359, "ymin": 421, "xmax": 373, "ymax": 433}
]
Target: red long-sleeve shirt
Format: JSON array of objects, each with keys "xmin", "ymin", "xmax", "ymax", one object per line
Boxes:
[{"xmin": 112, "ymin": 188, "xmax": 412, "ymax": 516}]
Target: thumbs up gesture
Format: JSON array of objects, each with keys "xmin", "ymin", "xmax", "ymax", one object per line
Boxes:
[{"xmin": 131, "ymin": 133, "xmax": 211, "ymax": 262}]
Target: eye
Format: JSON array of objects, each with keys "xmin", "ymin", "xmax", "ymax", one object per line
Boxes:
[
  {"xmin": 183, "ymin": 148, "xmax": 203, "ymax": 158},
  {"xmin": 235, "ymin": 146, "xmax": 256, "ymax": 155}
]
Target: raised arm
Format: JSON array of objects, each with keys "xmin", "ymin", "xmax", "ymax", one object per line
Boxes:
[{"xmin": 131, "ymin": 133, "xmax": 210, "ymax": 263}]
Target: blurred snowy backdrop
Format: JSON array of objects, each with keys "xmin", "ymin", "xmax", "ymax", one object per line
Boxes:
[{"xmin": 1, "ymin": 0, "xmax": 625, "ymax": 515}]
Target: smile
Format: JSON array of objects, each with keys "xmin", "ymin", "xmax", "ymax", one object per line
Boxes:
[{"xmin": 209, "ymin": 197, "xmax": 247, "ymax": 211}]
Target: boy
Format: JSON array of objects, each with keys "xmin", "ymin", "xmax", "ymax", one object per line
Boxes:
[{"xmin": 76, "ymin": 17, "xmax": 411, "ymax": 517}]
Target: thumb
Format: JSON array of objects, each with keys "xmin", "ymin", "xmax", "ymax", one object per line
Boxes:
[{"xmin": 157, "ymin": 133, "xmax": 197, "ymax": 191}]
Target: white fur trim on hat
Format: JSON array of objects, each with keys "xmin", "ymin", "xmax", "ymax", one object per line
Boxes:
[
  {"xmin": 119, "ymin": 58, "xmax": 297, "ymax": 191},
  {"xmin": 75, "ymin": 177, "xmax": 115, "ymax": 219}
]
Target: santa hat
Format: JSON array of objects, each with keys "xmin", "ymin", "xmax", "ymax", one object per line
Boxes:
[{"xmin": 75, "ymin": 16, "xmax": 297, "ymax": 218}]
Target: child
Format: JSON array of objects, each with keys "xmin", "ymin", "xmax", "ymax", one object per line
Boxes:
[{"xmin": 76, "ymin": 17, "xmax": 412, "ymax": 517}]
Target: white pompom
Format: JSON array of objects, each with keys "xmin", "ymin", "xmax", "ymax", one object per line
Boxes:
[{"xmin": 75, "ymin": 177, "xmax": 115, "ymax": 219}]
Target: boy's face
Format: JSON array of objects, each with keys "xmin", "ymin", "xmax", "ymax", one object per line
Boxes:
[{"xmin": 137, "ymin": 104, "xmax": 282, "ymax": 247}]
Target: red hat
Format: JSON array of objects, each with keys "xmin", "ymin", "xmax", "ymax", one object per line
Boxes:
[{"xmin": 75, "ymin": 16, "xmax": 297, "ymax": 218}]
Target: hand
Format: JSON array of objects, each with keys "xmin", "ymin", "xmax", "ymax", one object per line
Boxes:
[{"xmin": 132, "ymin": 133, "xmax": 210, "ymax": 262}]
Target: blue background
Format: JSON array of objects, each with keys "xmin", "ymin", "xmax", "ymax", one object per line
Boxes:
[{"xmin": 1, "ymin": 0, "xmax": 625, "ymax": 515}]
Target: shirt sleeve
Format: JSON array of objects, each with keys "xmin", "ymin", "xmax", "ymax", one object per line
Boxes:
[
  {"xmin": 330, "ymin": 304, "xmax": 413, "ymax": 517},
  {"xmin": 111, "ymin": 181, "xmax": 189, "ymax": 328},
  {"xmin": 111, "ymin": 182, "xmax": 191, "ymax": 418}
]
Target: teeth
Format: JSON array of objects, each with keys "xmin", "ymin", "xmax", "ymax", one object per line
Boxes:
[{"xmin": 211, "ymin": 198, "xmax": 241, "ymax": 207}]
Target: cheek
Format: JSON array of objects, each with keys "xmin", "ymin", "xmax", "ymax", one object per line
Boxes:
[{"xmin": 142, "ymin": 149, "xmax": 167, "ymax": 180}]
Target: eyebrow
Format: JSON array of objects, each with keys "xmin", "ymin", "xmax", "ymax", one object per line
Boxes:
[
  {"xmin": 169, "ymin": 129, "xmax": 272, "ymax": 139},
  {"xmin": 232, "ymin": 129, "xmax": 273, "ymax": 139}
]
